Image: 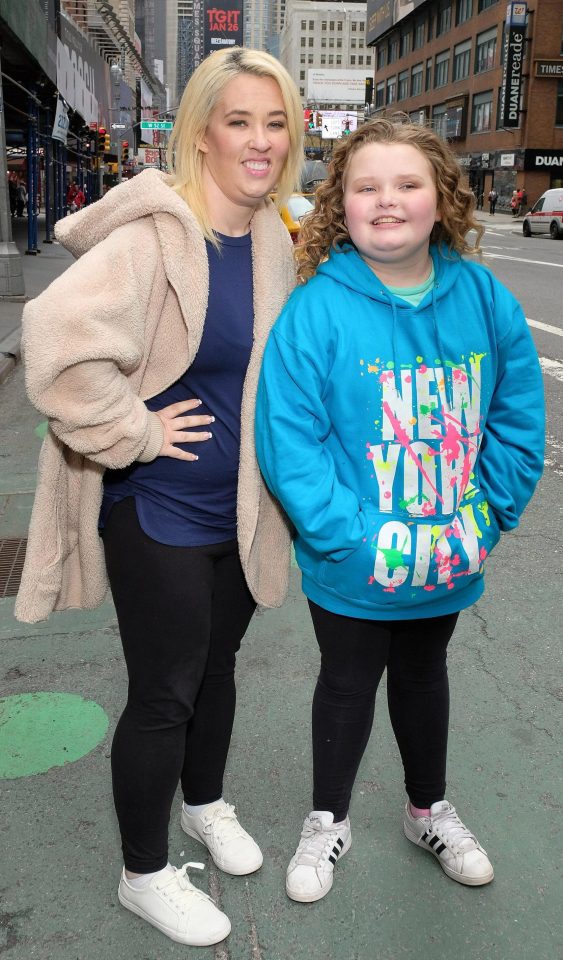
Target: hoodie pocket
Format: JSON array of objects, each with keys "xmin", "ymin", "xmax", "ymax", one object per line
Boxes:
[{"xmin": 316, "ymin": 493, "xmax": 500, "ymax": 610}]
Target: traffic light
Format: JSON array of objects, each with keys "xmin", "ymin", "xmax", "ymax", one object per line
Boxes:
[
  {"xmin": 304, "ymin": 109, "xmax": 313, "ymax": 132},
  {"xmin": 104, "ymin": 130, "xmax": 111, "ymax": 153},
  {"xmin": 365, "ymin": 77, "xmax": 374, "ymax": 107},
  {"xmin": 121, "ymin": 141, "xmax": 129, "ymax": 163},
  {"xmin": 315, "ymin": 112, "xmax": 322, "ymax": 128},
  {"xmin": 98, "ymin": 127, "xmax": 106, "ymax": 153}
]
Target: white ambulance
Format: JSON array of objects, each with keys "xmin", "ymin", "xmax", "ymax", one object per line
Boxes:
[{"xmin": 522, "ymin": 188, "xmax": 563, "ymax": 239}]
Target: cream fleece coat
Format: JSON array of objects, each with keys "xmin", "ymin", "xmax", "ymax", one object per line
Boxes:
[{"xmin": 15, "ymin": 169, "xmax": 295, "ymax": 623}]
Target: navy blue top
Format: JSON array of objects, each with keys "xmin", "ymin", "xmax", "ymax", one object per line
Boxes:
[{"xmin": 100, "ymin": 231, "xmax": 254, "ymax": 545}]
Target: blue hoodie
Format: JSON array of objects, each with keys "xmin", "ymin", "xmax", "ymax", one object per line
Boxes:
[{"xmin": 255, "ymin": 245, "xmax": 545, "ymax": 621}]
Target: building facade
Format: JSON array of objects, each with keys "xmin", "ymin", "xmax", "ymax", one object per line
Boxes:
[
  {"xmin": 281, "ymin": 0, "xmax": 370, "ymax": 104},
  {"xmin": 365, "ymin": 0, "xmax": 563, "ymax": 209}
]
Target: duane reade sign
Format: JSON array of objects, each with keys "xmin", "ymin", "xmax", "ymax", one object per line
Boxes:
[
  {"xmin": 307, "ymin": 70, "xmax": 368, "ymax": 105},
  {"xmin": 499, "ymin": 1, "xmax": 527, "ymax": 129}
]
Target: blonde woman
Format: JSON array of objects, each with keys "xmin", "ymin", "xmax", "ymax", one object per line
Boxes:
[{"xmin": 16, "ymin": 48, "xmax": 303, "ymax": 946}]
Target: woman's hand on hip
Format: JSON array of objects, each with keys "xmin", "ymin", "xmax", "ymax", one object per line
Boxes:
[{"xmin": 155, "ymin": 399, "xmax": 214, "ymax": 461}]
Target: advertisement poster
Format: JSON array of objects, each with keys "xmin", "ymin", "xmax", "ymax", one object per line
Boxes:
[{"xmin": 204, "ymin": 0, "xmax": 244, "ymax": 56}]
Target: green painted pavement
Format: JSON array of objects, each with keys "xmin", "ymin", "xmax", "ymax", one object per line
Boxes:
[{"xmin": 0, "ymin": 692, "xmax": 109, "ymax": 779}]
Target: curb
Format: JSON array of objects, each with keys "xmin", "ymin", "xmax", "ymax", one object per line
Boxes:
[{"xmin": 0, "ymin": 328, "xmax": 23, "ymax": 387}]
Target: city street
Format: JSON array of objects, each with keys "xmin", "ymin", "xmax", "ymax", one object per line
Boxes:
[{"xmin": 1, "ymin": 213, "xmax": 562, "ymax": 960}]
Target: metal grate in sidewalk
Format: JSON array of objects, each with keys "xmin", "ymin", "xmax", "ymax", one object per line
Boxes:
[{"xmin": 0, "ymin": 538, "xmax": 27, "ymax": 598}]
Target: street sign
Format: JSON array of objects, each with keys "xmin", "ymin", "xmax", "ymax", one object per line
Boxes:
[
  {"xmin": 140, "ymin": 121, "xmax": 173, "ymax": 130},
  {"xmin": 111, "ymin": 123, "xmax": 126, "ymax": 129}
]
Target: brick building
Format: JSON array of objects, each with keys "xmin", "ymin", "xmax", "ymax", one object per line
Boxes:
[{"xmin": 365, "ymin": 0, "xmax": 563, "ymax": 210}]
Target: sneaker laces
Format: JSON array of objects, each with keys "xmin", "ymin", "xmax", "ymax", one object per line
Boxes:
[
  {"xmin": 156, "ymin": 863, "xmax": 214, "ymax": 909},
  {"xmin": 432, "ymin": 805, "xmax": 480, "ymax": 854},
  {"xmin": 200, "ymin": 803, "xmax": 247, "ymax": 845},
  {"xmin": 293, "ymin": 815, "xmax": 341, "ymax": 867}
]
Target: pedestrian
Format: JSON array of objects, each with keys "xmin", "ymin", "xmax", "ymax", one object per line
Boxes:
[
  {"xmin": 8, "ymin": 172, "xmax": 17, "ymax": 217},
  {"xmin": 66, "ymin": 179, "xmax": 78, "ymax": 213},
  {"xmin": 517, "ymin": 186, "xmax": 527, "ymax": 214},
  {"xmin": 71, "ymin": 184, "xmax": 86, "ymax": 212},
  {"xmin": 488, "ymin": 186, "xmax": 498, "ymax": 215},
  {"xmin": 477, "ymin": 190, "xmax": 484, "ymax": 211},
  {"xmin": 510, "ymin": 189, "xmax": 519, "ymax": 217},
  {"xmin": 16, "ymin": 47, "xmax": 303, "ymax": 947},
  {"xmin": 16, "ymin": 178, "xmax": 27, "ymax": 217},
  {"xmin": 255, "ymin": 118, "xmax": 544, "ymax": 904}
]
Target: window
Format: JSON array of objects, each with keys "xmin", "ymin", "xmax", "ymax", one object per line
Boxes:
[
  {"xmin": 426, "ymin": 57, "xmax": 433, "ymax": 90},
  {"xmin": 427, "ymin": 11, "xmax": 433, "ymax": 41},
  {"xmin": 432, "ymin": 103, "xmax": 448, "ymax": 139},
  {"xmin": 414, "ymin": 18, "xmax": 425, "ymax": 48},
  {"xmin": 300, "ymin": 54, "xmax": 305, "ymax": 63},
  {"xmin": 478, "ymin": 0, "xmax": 497, "ymax": 9},
  {"xmin": 337, "ymin": 38, "xmax": 342, "ymax": 48},
  {"xmin": 456, "ymin": 0, "xmax": 472, "ymax": 24},
  {"xmin": 330, "ymin": 20, "xmax": 334, "ymax": 30},
  {"xmin": 387, "ymin": 76, "xmax": 397, "ymax": 104},
  {"xmin": 378, "ymin": 45, "xmax": 387, "ymax": 69},
  {"xmin": 351, "ymin": 55, "xmax": 356, "ymax": 64},
  {"xmin": 437, "ymin": 0, "xmax": 452, "ymax": 35},
  {"xmin": 475, "ymin": 27, "xmax": 497, "ymax": 72},
  {"xmin": 300, "ymin": 87, "xmax": 305, "ymax": 96},
  {"xmin": 321, "ymin": 38, "xmax": 327, "ymax": 47},
  {"xmin": 366, "ymin": 56, "xmax": 372, "ymax": 66},
  {"xmin": 351, "ymin": 38, "xmax": 357, "ymax": 48},
  {"xmin": 308, "ymin": 54, "xmax": 314, "ymax": 63},
  {"xmin": 321, "ymin": 21, "xmax": 326, "ymax": 30},
  {"xmin": 301, "ymin": 20, "xmax": 306, "ymax": 29},
  {"xmin": 309, "ymin": 20, "xmax": 314, "ymax": 29},
  {"xmin": 398, "ymin": 69, "xmax": 409, "ymax": 100},
  {"xmin": 329, "ymin": 37, "xmax": 335, "ymax": 47},
  {"xmin": 471, "ymin": 90, "xmax": 493, "ymax": 131},
  {"xmin": 435, "ymin": 50, "xmax": 450, "ymax": 87},
  {"xmin": 336, "ymin": 55, "xmax": 342, "ymax": 65},
  {"xmin": 453, "ymin": 39, "xmax": 471, "ymax": 80},
  {"xmin": 400, "ymin": 30, "xmax": 412, "ymax": 57},
  {"xmin": 337, "ymin": 21, "xmax": 343, "ymax": 30},
  {"xmin": 376, "ymin": 81, "xmax": 385, "ymax": 107},
  {"xmin": 358, "ymin": 55, "xmax": 364, "ymax": 65},
  {"xmin": 300, "ymin": 37, "xmax": 306, "ymax": 47},
  {"xmin": 411, "ymin": 62, "xmax": 424, "ymax": 96},
  {"xmin": 309, "ymin": 37, "xmax": 314, "ymax": 47},
  {"xmin": 329, "ymin": 54, "xmax": 334, "ymax": 64},
  {"xmin": 300, "ymin": 70, "xmax": 305, "ymax": 80},
  {"xmin": 557, "ymin": 80, "xmax": 563, "ymax": 126},
  {"xmin": 352, "ymin": 22, "xmax": 357, "ymax": 31},
  {"xmin": 360, "ymin": 21, "xmax": 365, "ymax": 31},
  {"xmin": 388, "ymin": 36, "xmax": 399, "ymax": 62},
  {"xmin": 321, "ymin": 54, "xmax": 326, "ymax": 65}
]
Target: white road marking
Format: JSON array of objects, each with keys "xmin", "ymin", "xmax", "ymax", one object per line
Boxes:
[
  {"xmin": 529, "ymin": 320, "xmax": 563, "ymax": 338},
  {"xmin": 484, "ymin": 253, "xmax": 563, "ymax": 268},
  {"xmin": 539, "ymin": 357, "xmax": 563, "ymax": 381}
]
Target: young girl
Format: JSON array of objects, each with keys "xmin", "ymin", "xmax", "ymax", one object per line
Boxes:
[{"xmin": 255, "ymin": 119, "xmax": 544, "ymax": 903}]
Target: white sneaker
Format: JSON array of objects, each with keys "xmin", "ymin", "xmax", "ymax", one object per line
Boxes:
[
  {"xmin": 181, "ymin": 800, "xmax": 263, "ymax": 876},
  {"xmin": 403, "ymin": 800, "xmax": 494, "ymax": 886},
  {"xmin": 286, "ymin": 811, "xmax": 352, "ymax": 903},
  {"xmin": 118, "ymin": 862, "xmax": 230, "ymax": 946}
]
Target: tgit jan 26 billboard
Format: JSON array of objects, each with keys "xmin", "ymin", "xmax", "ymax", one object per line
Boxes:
[
  {"xmin": 366, "ymin": 0, "xmax": 426, "ymax": 46},
  {"xmin": 204, "ymin": 0, "xmax": 244, "ymax": 56}
]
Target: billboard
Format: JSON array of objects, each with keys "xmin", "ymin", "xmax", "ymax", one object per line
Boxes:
[
  {"xmin": 366, "ymin": 0, "xmax": 426, "ymax": 46},
  {"xmin": 499, "ymin": 2, "xmax": 527, "ymax": 128},
  {"xmin": 307, "ymin": 70, "xmax": 369, "ymax": 105},
  {"xmin": 204, "ymin": 0, "xmax": 244, "ymax": 56},
  {"xmin": 319, "ymin": 111, "xmax": 359, "ymax": 139}
]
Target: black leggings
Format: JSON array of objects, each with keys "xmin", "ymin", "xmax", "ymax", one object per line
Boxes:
[
  {"xmin": 309, "ymin": 601, "xmax": 458, "ymax": 822},
  {"xmin": 102, "ymin": 498, "xmax": 256, "ymax": 873}
]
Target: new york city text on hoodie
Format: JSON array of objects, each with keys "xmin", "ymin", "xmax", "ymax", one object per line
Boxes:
[{"xmin": 256, "ymin": 244, "xmax": 545, "ymax": 621}]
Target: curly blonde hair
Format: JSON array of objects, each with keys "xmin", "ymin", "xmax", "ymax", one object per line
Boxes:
[{"xmin": 296, "ymin": 117, "xmax": 483, "ymax": 282}]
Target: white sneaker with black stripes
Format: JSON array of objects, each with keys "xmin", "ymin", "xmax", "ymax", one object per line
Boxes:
[
  {"xmin": 286, "ymin": 811, "xmax": 352, "ymax": 903},
  {"xmin": 403, "ymin": 800, "xmax": 494, "ymax": 886}
]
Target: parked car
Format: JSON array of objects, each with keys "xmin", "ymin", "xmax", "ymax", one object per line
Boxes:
[
  {"xmin": 522, "ymin": 188, "xmax": 563, "ymax": 239},
  {"xmin": 272, "ymin": 193, "xmax": 315, "ymax": 242}
]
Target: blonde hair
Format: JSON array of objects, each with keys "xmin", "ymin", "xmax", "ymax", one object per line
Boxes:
[
  {"xmin": 167, "ymin": 47, "xmax": 303, "ymax": 242},
  {"xmin": 296, "ymin": 117, "xmax": 483, "ymax": 282}
]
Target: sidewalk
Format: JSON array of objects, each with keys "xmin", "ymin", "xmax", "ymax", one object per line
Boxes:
[{"xmin": 0, "ymin": 211, "xmax": 562, "ymax": 960}]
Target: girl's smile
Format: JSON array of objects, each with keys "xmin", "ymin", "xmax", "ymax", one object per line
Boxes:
[{"xmin": 343, "ymin": 142, "xmax": 441, "ymax": 286}]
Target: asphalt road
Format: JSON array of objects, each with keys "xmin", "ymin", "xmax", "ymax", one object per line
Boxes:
[{"xmin": 476, "ymin": 221, "xmax": 563, "ymax": 481}]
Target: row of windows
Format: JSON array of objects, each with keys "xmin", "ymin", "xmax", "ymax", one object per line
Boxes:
[
  {"xmin": 374, "ymin": 86, "xmax": 526, "ymax": 133},
  {"xmin": 376, "ymin": 0, "xmax": 499, "ymax": 69},
  {"xmin": 301, "ymin": 36, "xmax": 367, "ymax": 49},
  {"xmin": 300, "ymin": 19, "xmax": 365, "ymax": 32},
  {"xmin": 299, "ymin": 54, "xmax": 373, "ymax": 71},
  {"xmin": 375, "ymin": 24, "xmax": 511, "ymax": 100}
]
